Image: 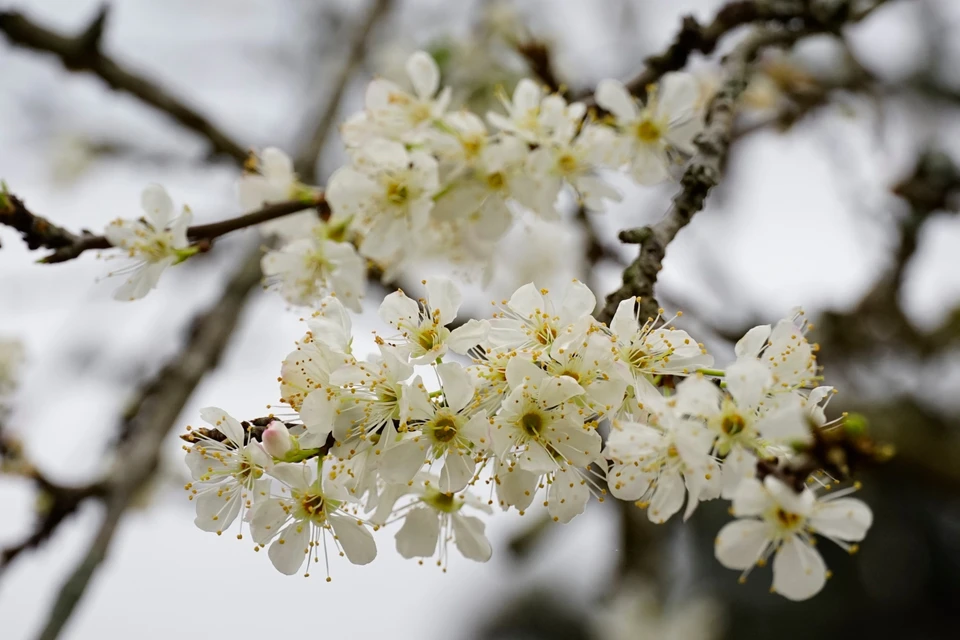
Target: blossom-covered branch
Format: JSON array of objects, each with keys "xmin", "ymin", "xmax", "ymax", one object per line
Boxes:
[
  {"xmin": 0, "ymin": 7, "xmax": 248, "ymax": 164},
  {"xmin": 0, "ymin": 189, "xmax": 328, "ymax": 263}
]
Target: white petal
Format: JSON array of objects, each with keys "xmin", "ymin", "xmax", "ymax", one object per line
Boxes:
[
  {"xmin": 260, "ymin": 147, "xmax": 294, "ymax": 182},
  {"xmin": 425, "ymin": 277, "xmax": 462, "ymax": 326},
  {"xmin": 194, "ymin": 490, "xmax": 240, "ymax": 533},
  {"xmin": 809, "ymin": 498, "xmax": 873, "ymax": 541},
  {"xmin": 648, "ymin": 468, "xmax": 685, "ymax": 524},
  {"xmin": 299, "ymin": 391, "xmax": 336, "ymax": 441},
  {"xmin": 715, "ymin": 519, "xmax": 770, "ymax": 570},
  {"xmin": 447, "ymin": 319, "xmax": 490, "ymax": 354},
  {"xmin": 268, "ymin": 522, "xmax": 309, "ymax": 575},
  {"xmin": 379, "ymin": 439, "xmax": 426, "ymax": 484},
  {"xmin": 250, "ymin": 498, "xmax": 290, "ymax": 544},
  {"xmin": 379, "ymin": 290, "xmax": 420, "ymax": 329},
  {"xmin": 440, "ymin": 448, "xmax": 476, "ymax": 493},
  {"xmin": 395, "ymin": 507, "xmax": 440, "ymax": 558},
  {"xmin": 406, "ymin": 51, "xmax": 440, "ymax": 99},
  {"xmin": 607, "ymin": 462, "xmax": 654, "ymax": 501},
  {"xmin": 512, "ymin": 79, "xmax": 542, "ymax": 112},
  {"xmin": 199, "ymin": 407, "xmax": 245, "ymax": 445},
  {"xmin": 560, "ymin": 280, "xmax": 596, "ymax": 320},
  {"xmin": 725, "ymin": 359, "xmax": 772, "ymax": 410},
  {"xmin": 656, "ymin": 72, "xmax": 699, "ymax": 120},
  {"xmin": 594, "ymin": 78, "xmax": 638, "ymax": 122},
  {"xmin": 452, "ymin": 514, "xmax": 492, "ymax": 561},
  {"xmin": 505, "ymin": 355, "xmax": 547, "ymax": 390},
  {"xmin": 772, "ymin": 536, "xmax": 827, "ymax": 601},
  {"xmin": 140, "ymin": 184, "xmax": 174, "ymax": 228},
  {"xmin": 537, "ymin": 376, "xmax": 584, "ymax": 407},
  {"xmin": 329, "ymin": 512, "xmax": 377, "ymax": 565},
  {"xmin": 496, "ymin": 464, "xmax": 539, "ymax": 511},
  {"xmin": 546, "ymin": 467, "xmax": 589, "ymax": 523},
  {"xmin": 436, "ymin": 362, "xmax": 474, "ymax": 413},
  {"xmin": 730, "ymin": 476, "xmax": 768, "ymax": 516},
  {"xmin": 610, "ymin": 298, "xmax": 639, "ymax": 339},
  {"xmin": 735, "ymin": 324, "xmax": 772, "ymax": 359}
]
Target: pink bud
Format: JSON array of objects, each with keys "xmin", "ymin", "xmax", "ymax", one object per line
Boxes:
[{"xmin": 262, "ymin": 421, "xmax": 292, "ymax": 458}]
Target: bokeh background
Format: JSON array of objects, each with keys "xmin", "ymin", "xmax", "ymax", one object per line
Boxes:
[{"xmin": 1, "ymin": 0, "xmax": 960, "ymax": 638}]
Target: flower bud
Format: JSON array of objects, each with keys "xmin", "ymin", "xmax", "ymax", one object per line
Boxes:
[{"xmin": 262, "ymin": 421, "xmax": 293, "ymax": 459}]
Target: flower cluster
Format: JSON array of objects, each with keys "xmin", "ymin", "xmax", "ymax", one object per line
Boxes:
[
  {"xmin": 237, "ymin": 51, "xmax": 706, "ymax": 309},
  {"xmin": 183, "ymin": 279, "xmax": 873, "ymax": 599},
  {"xmin": 101, "ymin": 51, "xmax": 707, "ymax": 304}
]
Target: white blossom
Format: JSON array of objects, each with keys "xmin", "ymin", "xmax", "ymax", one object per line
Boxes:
[
  {"xmin": 250, "ymin": 461, "xmax": 377, "ymax": 576},
  {"xmin": 261, "ymin": 222, "xmax": 366, "ymax": 311},
  {"xmin": 343, "ymin": 51, "xmax": 452, "ymax": 147},
  {"xmin": 379, "ymin": 362, "xmax": 489, "ymax": 492},
  {"xmin": 604, "ymin": 407, "xmax": 720, "ymax": 523},
  {"xmin": 326, "ymin": 139, "xmax": 439, "ymax": 266},
  {"xmin": 184, "ymin": 407, "xmax": 272, "ymax": 536},
  {"xmin": 526, "ymin": 123, "xmax": 623, "ymax": 216},
  {"xmin": 491, "ymin": 357, "xmax": 599, "ymax": 472},
  {"xmin": 488, "ymin": 280, "xmax": 598, "ymax": 351},
  {"xmin": 104, "ymin": 184, "xmax": 193, "ymax": 301},
  {"xmin": 594, "ymin": 73, "xmax": 703, "ymax": 184},
  {"xmin": 238, "ymin": 147, "xmax": 317, "ymax": 239},
  {"xmin": 715, "ymin": 476, "xmax": 872, "ymax": 600},
  {"xmin": 378, "ymin": 278, "xmax": 489, "ymax": 364},
  {"xmin": 674, "ymin": 363, "xmax": 811, "ymax": 498},
  {"xmin": 487, "ymin": 79, "xmax": 585, "ymax": 145},
  {"xmin": 372, "ymin": 474, "xmax": 493, "ymax": 564}
]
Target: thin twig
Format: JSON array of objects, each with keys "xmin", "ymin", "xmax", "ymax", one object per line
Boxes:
[
  {"xmin": 295, "ymin": 0, "xmax": 394, "ymax": 180},
  {"xmin": 581, "ymin": 0, "xmax": 893, "ymax": 107},
  {"xmin": 0, "ymin": 7, "xmax": 248, "ymax": 164},
  {"xmin": 0, "ymin": 193, "xmax": 329, "ymax": 263}
]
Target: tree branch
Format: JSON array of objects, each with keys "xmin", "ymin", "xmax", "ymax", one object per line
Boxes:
[
  {"xmin": 597, "ymin": 28, "xmax": 792, "ymax": 324},
  {"xmin": 581, "ymin": 0, "xmax": 894, "ymax": 107},
  {"xmin": 0, "ymin": 7, "xmax": 249, "ymax": 164},
  {"xmin": 294, "ymin": 0, "xmax": 394, "ymax": 180},
  {"xmin": 0, "ymin": 191, "xmax": 329, "ymax": 263}
]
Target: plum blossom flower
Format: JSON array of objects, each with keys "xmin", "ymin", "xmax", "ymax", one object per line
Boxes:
[
  {"xmin": 488, "ymin": 280, "xmax": 598, "ymax": 351},
  {"xmin": 342, "ymin": 51, "xmax": 452, "ymax": 147},
  {"xmin": 734, "ymin": 310, "xmax": 819, "ymax": 392},
  {"xmin": 715, "ymin": 476, "xmax": 872, "ymax": 600},
  {"xmin": 326, "ymin": 139, "xmax": 439, "ymax": 265},
  {"xmin": 608, "ymin": 299, "xmax": 713, "ymax": 404},
  {"xmin": 239, "ymin": 147, "xmax": 317, "ymax": 239},
  {"xmin": 674, "ymin": 363, "xmax": 811, "ymax": 498},
  {"xmin": 250, "ymin": 461, "xmax": 377, "ymax": 576},
  {"xmin": 371, "ymin": 474, "xmax": 493, "ymax": 564},
  {"xmin": 184, "ymin": 407, "xmax": 271, "ymax": 536},
  {"xmin": 604, "ymin": 407, "xmax": 720, "ymax": 523},
  {"xmin": 378, "ymin": 278, "xmax": 489, "ymax": 364},
  {"xmin": 487, "ymin": 79, "xmax": 585, "ymax": 145},
  {"xmin": 261, "ymin": 222, "xmax": 366, "ymax": 311},
  {"xmin": 379, "ymin": 362, "xmax": 489, "ymax": 492},
  {"xmin": 594, "ymin": 73, "xmax": 703, "ymax": 184},
  {"xmin": 525, "ymin": 123, "xmax": 623, "ymax": 216},
  {"xmin": 491, "ymin": 357, "xmax": 599, "ymax": 472},
  {"xmin": 104, "ymin": 184, "xmax": 193, "ymax": 301}
]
